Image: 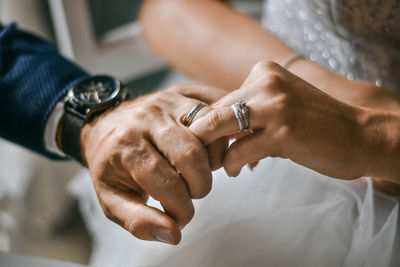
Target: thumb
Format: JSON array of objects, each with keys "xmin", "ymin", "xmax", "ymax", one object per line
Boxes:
[{"xmin": 96, "ymin": 183, "xmax": 182, "ymax": 245}]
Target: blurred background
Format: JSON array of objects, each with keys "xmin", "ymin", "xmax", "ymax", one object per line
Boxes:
[{"xmin": 0, "ymin": 0, "xmax": 263, "ymax": 265}]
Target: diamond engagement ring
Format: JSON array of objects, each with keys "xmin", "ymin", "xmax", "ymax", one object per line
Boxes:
[
  {"xmin": 183, "ymin": 101, "xmax": 207, "ymax": 127},
  {"xmin": 231, "ymin": 99, "xmax": 249, "ymax": 132}
]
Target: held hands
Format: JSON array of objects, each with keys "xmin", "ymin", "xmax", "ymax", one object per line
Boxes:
[
  {"xmin": 80, "ymin": 61, "xmax": 389, "ymax": 245},
  {"xmin": 81, "ymin": 84, "xmax": 227, "ymax": 245}
]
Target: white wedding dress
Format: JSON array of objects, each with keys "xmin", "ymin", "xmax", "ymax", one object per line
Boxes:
[{"xmin": 70, "ymin": 1, "xmax": 400, "ymax": 266}]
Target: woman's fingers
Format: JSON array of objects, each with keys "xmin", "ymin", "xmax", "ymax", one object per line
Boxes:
[
  {"xmin": 223, "ymin": 130, "xmax": 273, "ymax": 176},
  {"xmin": 189, "ymin": 106, "xmax": 240, "ymax": 145},
  {"xmin": 95, "ymin": 182, "xmax": 181, "ymax": 245}
]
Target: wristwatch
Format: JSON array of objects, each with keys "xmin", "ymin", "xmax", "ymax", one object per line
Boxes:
[{"xmin": 60, "ymin": 75, "xmax": 129, "ymax": 163}]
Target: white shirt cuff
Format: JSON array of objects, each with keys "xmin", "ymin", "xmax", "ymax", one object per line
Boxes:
[{"xmin": 44, "ymin": 101, "xmax": 66, "ymax": 157}]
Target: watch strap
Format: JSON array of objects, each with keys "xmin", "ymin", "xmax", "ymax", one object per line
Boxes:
[{"xmin": 61, "ymin": 109, "xmax": 85, "ymax": 164}]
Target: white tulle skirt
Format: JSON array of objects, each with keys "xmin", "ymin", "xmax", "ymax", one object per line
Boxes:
[{"xmin": 70, "ymin": 157, "xmax": 400, "ymax": 267}]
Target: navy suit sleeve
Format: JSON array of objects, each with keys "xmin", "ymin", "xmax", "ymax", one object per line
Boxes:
[{"xmin": 0, "ymin": 24, "xmax": 89, "ymax": 159}]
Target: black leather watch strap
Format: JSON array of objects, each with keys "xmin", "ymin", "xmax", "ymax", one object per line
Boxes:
[
  {"xmin": 60, "ymin": 75, "xmax": 128, "ymax": 164},
  {"xmin": 60, "ymin": 109, "xmax": 85, "ymax": 164}
]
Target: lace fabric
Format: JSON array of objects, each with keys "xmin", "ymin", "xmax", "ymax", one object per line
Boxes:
[{"xmin": 262, "ymin": 0, "xmax": 400, "ymax": 91}]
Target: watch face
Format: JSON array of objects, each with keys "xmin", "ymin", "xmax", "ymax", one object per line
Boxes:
[{"xmin": 71, "ymin": 75, "xmax": 120, "ymax": 106}]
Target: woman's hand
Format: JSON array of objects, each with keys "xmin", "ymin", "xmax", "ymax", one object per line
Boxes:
[
  {"xmin": 81, "ymin": 84, "xmax": 227, "ymax": 245},
  {"xmin": 190, "ymin": 61, "xmax": 379, "ymax": 180}
]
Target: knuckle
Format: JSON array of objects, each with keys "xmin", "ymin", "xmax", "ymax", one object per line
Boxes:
[
  {"xmin": 157, "ymin": 90, "xmax": 174, "ymax": 100},
  {"xmin": 135, "ymin": 103, "xmax": 162, "ymax": 120},
  {"xmin": 265, "ymin": 72, "xmax": 284, "ymax": 88},
  {"xmin": 160, "ymin": 173, "xmax": 182, "ymax": 190},
  {"xmin": 114, "ymin": 127, "xmax": 135, "ymax": 146},
  {"xmin": 252, "ymin": 60, "xmax": 279, "ymax": 73},
  {"xmin": 133, "ymin": 106, "xmax": 148, "ymax": 119},
  {"xmin": 252, "ymin": 60, "xmax": 270, "ymax": 72},
  {"xmin": 182, "ymin": 144, "xmax": 204, "ymax": 161},
  {"xmin": 135, "ymin": 101, "xmax": 165, "ymax": 118},
  {"xmin": 131, "ymin": 157, "xmax": 162, "ymax": 187},
  {"xmin": 250, "ymin": 62, "xmax": 284, "ymax": 88},
  {"xmin": 142, "ymin": 157, "xmax": 161, "ymax": 176},
  {"xmin": 123, "ymin": 143, "xmax": 149, "ymax": 167},
  {"xmin": 145, "ymin": 103, "xmax": 163, "ymax": 115},
  {"xmin": 265, "ymin": 61, "xmax": 280, "ymax": 71},
  {"xmin": 167, "ymin": 83, "xmax": 189, "ymax": 94}
]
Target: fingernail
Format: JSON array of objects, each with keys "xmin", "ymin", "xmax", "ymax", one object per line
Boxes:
[
  {"xmin": 154, "ymin": 227, "xmax": 175, "ymax": 245},
  {"xmin": 224, "ymin": 168, "xmax": 237, "ymax": 178}
]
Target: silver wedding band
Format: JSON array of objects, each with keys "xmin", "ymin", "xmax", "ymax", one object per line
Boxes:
[
  {"xmin": 183, "ymin": 101, "xmax": 207, "ymax": 127},
  {"xmin": 231, "ymin": 100, "xmax": 249, "ymax": 132}
]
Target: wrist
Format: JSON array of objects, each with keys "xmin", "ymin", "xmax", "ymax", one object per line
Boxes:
[
  {"xmin": 358, "ymin": 108, "xmax": 400, "ymax": 183},
  {"xmin": 59, "ymin": 75, "xmax": 128, "ymax": 164}
]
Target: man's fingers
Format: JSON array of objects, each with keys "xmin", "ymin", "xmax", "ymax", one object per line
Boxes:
[
  {"xmin": 95, "ymin": 183, "xmax": 181, "ymax": 245},
  {"xmin": 151, "ymin": 117, "xmax": 213, "ymax": 199},
  {"xmin": 124, "ymin": 140, "xmax": 195, "ymax": 229},
  {"xmin": 223, "ymin": 130, "xmax": 273, "ymax": 177}
]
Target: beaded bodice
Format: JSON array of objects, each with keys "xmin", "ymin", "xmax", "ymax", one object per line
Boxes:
[{"xmin": 261, "ymin": 0, "xmax": 400, "ymax": 91}]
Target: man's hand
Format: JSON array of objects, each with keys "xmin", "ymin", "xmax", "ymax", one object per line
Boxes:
[{"xmin": 81, "ymin": 84, "xmax": 226, "ymax": 245}]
